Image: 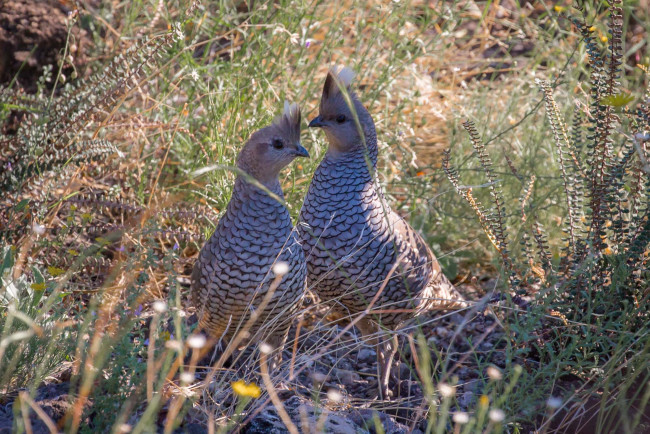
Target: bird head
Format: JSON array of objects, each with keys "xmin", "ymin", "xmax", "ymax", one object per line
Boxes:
[
  {"xmin": 308, "ymin": 66, "xmax": 373, "ymax": 154},
  {"xmin": 237, "ymin": 101, "xmax": 309, "ymax": 185}
]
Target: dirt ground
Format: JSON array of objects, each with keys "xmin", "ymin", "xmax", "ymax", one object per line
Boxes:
[{"xmin": 0, "ymin": 0, "xmax": 89, "ymax": 92}]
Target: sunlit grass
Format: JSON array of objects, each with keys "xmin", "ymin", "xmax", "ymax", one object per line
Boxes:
[{"xmin": 1, "ymin": 0, "xmax": 649, "ymax": 432}]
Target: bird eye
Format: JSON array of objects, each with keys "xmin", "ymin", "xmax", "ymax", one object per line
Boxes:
[
  {"xmin": 271, "ymin": 138, "xmax": 284, "ymax": 149},
  {"xmin": 336, "ymin": 114, "xmax": 346, "ymax": 124}
]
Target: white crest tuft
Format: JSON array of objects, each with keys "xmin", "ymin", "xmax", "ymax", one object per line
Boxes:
[
  {"xmin": 282, "ymin": 100, "xmax": 299, "ymax": 122},
  {"xmin": 332, "ymin": 66, "xmax": 355, "ymax": 87},
  {"xmin": 322, "ymin": 66, "xmax": 356, "ymax": 103},
  {"xmin": 272, "ymin": 100, "xmax": 301, "ymax": 143}
]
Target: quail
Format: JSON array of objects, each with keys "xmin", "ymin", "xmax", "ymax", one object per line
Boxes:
[
  {"xmin": 191, "ymin": 102, "xmax": 309, "ymax": 370},
  {"xmin": 298, "ymin": 68, "xmax": 464, "ymax": 398}
]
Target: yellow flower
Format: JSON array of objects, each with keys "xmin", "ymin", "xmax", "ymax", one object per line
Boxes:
[
  {"xmin": 47, "ymin": 266, "xmax": 65, "ymax": 277},
  {"xmin": 68, "ymin": 249, "xmax": 79, "ymax": 256},
  {"xmin": 479, "ymin": 394, "xmax": 490, "ymax": 407},
  {"xmin": 231, "ymin": 380, "xmax": 261, "ymax": 398},
  {"xmin": 30, "ymin": 282, "xmax": 47, "ymax": 291},
  {"xmin": 601, "ymin": 35, "xmax": 608, "ymax": 43},
  {"xmin": 588, "ymin": 26, "xmax": 596, "ymax": 32},
  {"xmin": 603, "ymin": 247, "xmax": 613, "ymax": 255},
  {"xmin": 554, "ymin": 5, "xmax": 566, "ymax": 13}
]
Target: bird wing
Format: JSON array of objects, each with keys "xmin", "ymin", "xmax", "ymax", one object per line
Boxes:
[{"xmin": 389, "ymin": 211, "xmax": 464, "ymax": 310}]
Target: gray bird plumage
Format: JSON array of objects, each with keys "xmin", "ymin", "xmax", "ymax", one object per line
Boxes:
[
  {"xmin": 191, "ymin": 102, "xmax": 309, "ymax": 368},
  {"xmin": 299, "ymin": 67, "xmax": 464, "ymax": 397}
]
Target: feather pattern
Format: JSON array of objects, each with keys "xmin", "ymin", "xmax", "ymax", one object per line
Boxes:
[
  {"xmin": 299, "ymin": 71, "xmax": 463, "ymax": 331},
  {"xmin": 192, "ymin": 179, "xmax": 306, "ymax": 342},
  {"xmin": 192, "ymin": 103, "xmax": 307, "ymax": 360}
]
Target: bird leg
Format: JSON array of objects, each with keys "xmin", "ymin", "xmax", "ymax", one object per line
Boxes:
[
  {"xmin": 357, "ymin": 317, "xmax": 398, "ymax": 400},
  {"xmin": 261, "ymin": 332, "xmax": 289, "ymax": 374},
  {"xmin": 377, "ymin": 333, "xmax": 399, "ymax": 400}
]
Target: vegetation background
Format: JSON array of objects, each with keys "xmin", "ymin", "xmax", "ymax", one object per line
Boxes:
[{"xmin": 1, "ymin": 0, "xmax": 649, "ymax": 432}]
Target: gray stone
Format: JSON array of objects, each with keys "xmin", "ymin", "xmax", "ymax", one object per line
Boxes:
[{"xmin": 357, "ymin": 348, "xmax": 376, "ymax": 364}]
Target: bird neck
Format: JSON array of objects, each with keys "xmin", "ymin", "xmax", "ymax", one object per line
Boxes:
[
  {"xmin": 235, "ymin": 159, "xmax": 284, "ymax": 193},
  {"xmin": 233, "ymin": 174, "xmax": 284, "ymax": 202},
  {"xmin": 325, "ymin": 123, "xmax": 378, "ymax": 167}
]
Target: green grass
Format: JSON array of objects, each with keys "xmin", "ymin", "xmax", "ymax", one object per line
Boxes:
[{"xmin": 1, "ymin": 0, "xmax": 649, "ymax": 432}]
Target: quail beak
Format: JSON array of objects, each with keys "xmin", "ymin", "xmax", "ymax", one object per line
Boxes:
[
  {"xmin": 308, "ymin": 115, "xmax": 326, "ymax": 128},
  {"xmin": 293, "ymin": 143, "xmax": 310, "ymax": 158}
]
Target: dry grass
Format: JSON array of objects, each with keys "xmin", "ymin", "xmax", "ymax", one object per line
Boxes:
[{"xmin": 1, "ymin": 0, "xmax": 649, "ymax": 432}]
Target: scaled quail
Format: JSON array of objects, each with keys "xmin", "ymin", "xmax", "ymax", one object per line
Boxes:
[
  {"xmin": 298, "ymin": 67, "xmax": 465, "ymax": 398},
  {"xmin": 191, "ymin": 102, "xmax": 309, "ymax": 370}
]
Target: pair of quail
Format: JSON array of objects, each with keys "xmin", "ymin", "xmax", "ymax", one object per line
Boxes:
[{"xmin": 191, "ymin": 67, "xmax": 464, "ymax": 398}]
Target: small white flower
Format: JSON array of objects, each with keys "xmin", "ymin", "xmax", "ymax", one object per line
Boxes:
[
  {"xmin": 118, "ymin": 424, "xmax": 132, "ymax": 433},
  {"xmin": 487, "ymin": 366, "xmax": 502, "ymax": 380},
  {"xmin": 273, "ymin": 261, "xmax": 289, "ymax": 277},
  {"xmin": 187, "ymin": 334, "xmax": 206, "ymax": 349},
  {"xmin": 547, "ymin": 396, "xmax": 562, "ymax": 409},
  {"xmin": 326, "ymin": 389, "xmax": 343, "ymax": 402},
  {"xmin": 438, "ymin": 382, "xmax": 455, "ymax": 398},
  {"xmin": 189, "ymin": 69, "xmax": 199, "ymax": 81},
  {"xmin": 488, "ymin": 408, "xmax": 505, "ymax": 423},
  {"xmin": 32, "ymin": 222, "xmax": 46, "ymax": 235},
  {"xmin": 152, "ymin": 300, "xmax": 167, "ymax": 313},
  {"xmin": 180, "ymin": 372, "xmax": 195, "ymax": 384},
  {"xmin": 259, "ymin": 342, "xmax": 273, "ymax": 354},
  {"xmin": 452, "ymin": 412, "xmax": 469, "ymax": 424}
]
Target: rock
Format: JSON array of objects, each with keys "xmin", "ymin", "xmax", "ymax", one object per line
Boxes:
[
  {"xmin": 479, "ymin": 341, "xmax": 493, "ymax": 351},
  {"xmin": 335, "ymin": 369, "xmax": 362, "ymax": 388},
  {"xmin": 245, "ymin": 396, "xmax": 362, "ymax": 434},
  {"xmin": 357, "ymin": 348, "xmax": 376, "ymax": 365},
  {"xmin": 397, "ymin": 380, "xmax": 423, "ymax": 399},
  {"xmin": 175, "ymin": 422, "xmax": 209, "ymax": 434},
  {"xmin": 397, "ymin": 362, "xmax": 412, "ymax": 380},
  {"xmin": 0, "ymin": 382, "xmax": 78, "ymax": 434},
  {"xmin": 244, "ymin": 406, "xmax": 286, "ymax": 433},
  {"xmin": 458, "ymin": 391, "xmax": 475, "ymax": 409},
  {"xmin": 435, "ymin": 326, "xmax": 449, "ymax": 338},
  {"xmin": 244, "ymin": 395, "xmax": 411, "ymax": 434},
  {"xmin": 347, "ymin": 409, "xmax": 410, "ymax": 434},
  {"xmin": 426, "ymin": 336, "xmax": 440, "ymax": 347},
  {"xmin": 449, "ymin": 313, "xmax": 465, "ymax": 325}
]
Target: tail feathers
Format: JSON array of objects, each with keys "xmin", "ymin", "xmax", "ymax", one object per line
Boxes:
[{"xmin": 418, "ymin": 273, "xmax": 467, "ymax": 313}]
